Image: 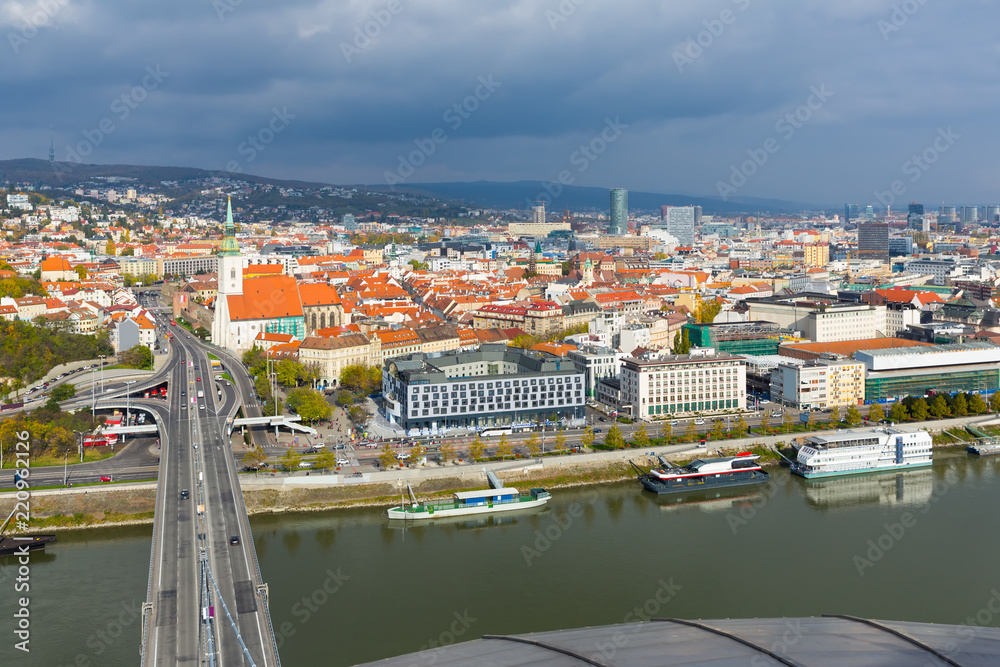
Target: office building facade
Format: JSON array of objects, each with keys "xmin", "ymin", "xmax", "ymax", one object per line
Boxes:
[
  {"xmin": 857, "ymin": 222, "xmax": 889, "ymax": 261},
  {"xmin": 620, "ymin": 348, "xmax": 747, "ymax": 420},
  {"xmin": 664, "ymin": 206, "xmax": 696, "ymax": 248},
  {"xmin": 381, "ymin": 344, "xmax": 586, "ymax": 435}
]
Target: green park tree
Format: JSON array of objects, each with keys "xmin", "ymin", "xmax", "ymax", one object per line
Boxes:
[
  {"xmin": 315, "ymin": 449, "xmax": 337, "ymax": 472},
  {"xmin": 605, "ymin": 423, "xmax": 625, "ymax": 449},
  {"xmin": 890, "ymin": 402, "xmax": 910, "ymax": 423},
  {"xmin": 990, "ymin": 391, "xmax": 1000, "ymax": 414},
  {"xmin": 969, "ymin": 393, "xmax": 988, "ymax": 415},
  {"xmin": 379, "ymin": 444, "xmax": 397, "ymax": 469},
  {"xmin": 51, "ymin": 383, "xmax": 76, "ymax": 401},
  {"xmin": 868, "ymin": 403, "xmax": 884, "ymax": 423},
  {"xmin": 280, "ymin": 448, "xmax": 302, "ymax": 472},
  {"xmin": 710, "ymin": 419, "xmax": 725, "ymax": 441},
  {"xmin": 929, "ymin": 395, "xmax": 950, "ymax": 420},
  {"xmin": 910, "ymin": 398, "xmax": 928, "ymax": 421},
  {"xmin": 952, "ymin": 393, "xmax": 969, "ymax": 417},
  {"xmin": 845, "ymin": 405, "xmax": 862, "ymax": 426},
  {"xmin": 286, "ymin": 388, "xmax": 332, "ymax": 423}
]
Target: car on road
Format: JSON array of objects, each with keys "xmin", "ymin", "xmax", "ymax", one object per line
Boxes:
[
  {"xmin": 196, "ymin": 377, "xmax": 200, "ymax": 381},
  {"xmin": 598, "ymin": 417, "xmax": 607, "ymax": 422},
  {"xmin": 181, "ymin": 391, "xmax": 186, "ymax": 396},
  {"xmin": 337, "ymin": 459, "xmax": 350, "ymax": 466},
  {"xmin": 181, "ymin": 404, "xmax": 187, "ymax": 410},
  {"xmin": 229, "ymin": 535, "xmax": 240, "ymax": 545},
  {"xmin": 199, "ymin": 404, "xmax": 205, "ymax": 410},
  {"xmin": 593, "ymin": 428, "xmax": 602, "ymax": 434},
  {"xmin": 759, "ymin": 399, "xmax": 770, "ymax": 404},
  {"xmin": 180, "ymin": 489, "xmax": 189, "ymax": 499},
  {"xmin": 304, "ymin": 448, "xmax": 318, "ymax": 454},
  {"xmin": 694, "ymin": 419, "xmax": 705, "ymax": 425},
  {"xmin": 670, "ymin": 420, "xmax": 679, "ymax": 426},
  {"xmin": 100, "ymin": 475, "xmax": 113, "ymax": 482}
]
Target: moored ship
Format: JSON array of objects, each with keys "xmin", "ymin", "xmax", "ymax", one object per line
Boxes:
[
  {"xmin": 791, "ymin": 427, "xmax": 932, "ymax": 479},
  {"xmin": 634, "ymin": 453, "xmax": 769, "ymax": 495}
]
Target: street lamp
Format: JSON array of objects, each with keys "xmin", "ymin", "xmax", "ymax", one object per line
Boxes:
[
  {"xmin": 63, "ymin": 453, "xmax": 68, "ymax": 487},
  {"xmin": 73, "ymin": 430, "xmax": 85, "ymax": 463},
  {"xmin": 99, "ymin": 354, "xmax": 106, "ymax": 394}
]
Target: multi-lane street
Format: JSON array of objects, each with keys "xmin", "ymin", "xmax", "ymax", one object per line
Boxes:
[{"xmin": 141, "ymin": 327, "xmax": 280, "ymax": 665}]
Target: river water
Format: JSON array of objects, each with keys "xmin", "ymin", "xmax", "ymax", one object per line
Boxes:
[{"xmin": 4, "ymin": 450, "xmax": 1000, "ymax": 666}]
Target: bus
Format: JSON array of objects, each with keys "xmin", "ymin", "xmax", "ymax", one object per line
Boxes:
[{"xmin": 479, "ymin": 427, "xmax": 513, "ymax": 438}]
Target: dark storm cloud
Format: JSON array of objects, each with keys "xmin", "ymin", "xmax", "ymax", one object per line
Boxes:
[{"xmin": 2, "ymin": 0, "xmax": 999, "ymax": 204}]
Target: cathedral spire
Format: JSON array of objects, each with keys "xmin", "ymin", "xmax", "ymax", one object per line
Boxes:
[{"xmin": 219, "ymin": 196, "xmax": 240, "ymax": 256}]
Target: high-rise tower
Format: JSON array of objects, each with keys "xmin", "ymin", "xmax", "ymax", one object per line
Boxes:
[{"xmin": 609, "ymin": 188, "xmax": 628, "ymax": 235}]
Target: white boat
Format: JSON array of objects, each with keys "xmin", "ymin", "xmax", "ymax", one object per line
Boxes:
[
  {"xmin": 791, "ymin": 427, "xmax": 932, "ymax": 479},
  {"xmin": 387, "ymin": 487, "xmax": 551, "ymax": 520}
]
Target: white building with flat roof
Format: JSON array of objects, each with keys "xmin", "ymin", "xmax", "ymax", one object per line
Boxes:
[{"xmin": 620, "ymin": 348, "xmax": 746, "ymax": 420}]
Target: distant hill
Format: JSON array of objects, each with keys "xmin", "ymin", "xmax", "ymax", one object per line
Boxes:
[
  {"xmin": 0, "ymin": 158, "xmax": 330, "ymax": 190},
  {"xmin": 368, "ymin": 180, "xmax": 818, "ymax": 215}
]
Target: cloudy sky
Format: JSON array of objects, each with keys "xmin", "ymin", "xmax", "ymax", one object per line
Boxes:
[{"xmin": 2, "ymin": 0, "xmax": 998, "ymax": 206}]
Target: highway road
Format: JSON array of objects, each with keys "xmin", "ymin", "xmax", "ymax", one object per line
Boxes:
[{"xmin": 140, "ymin": 322, "xmax": 280, "ymax": 666}]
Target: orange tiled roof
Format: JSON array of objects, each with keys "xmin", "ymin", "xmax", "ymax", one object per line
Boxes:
[{"xmin": 225, "ymin": 276, "xmax": 303, "ymax": 321}]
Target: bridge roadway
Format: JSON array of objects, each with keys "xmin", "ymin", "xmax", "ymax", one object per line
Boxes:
[{"xmin": 114, "ymin": 331, "xmax": 281, "ymax": 666}]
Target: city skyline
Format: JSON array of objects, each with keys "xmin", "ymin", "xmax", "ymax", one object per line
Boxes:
[{"xmin": 1, "ymin": 2, "xmax": 997, "ymax": 205}]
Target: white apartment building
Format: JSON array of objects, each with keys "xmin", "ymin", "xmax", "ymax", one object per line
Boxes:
[
  {"xmin": 567, "ymin": 345, "xmax": 622, "ymax": 399},
  {"xmin": 770, "ymin": 358, "xmax": 865, "ymax": 410},
  {"xmin": 620, "ymin": 348, "xmax": 747, "ymax": 420},
  {"xmin": 749, "ymin": 298, "xmax": 887, "ymax": 342}
]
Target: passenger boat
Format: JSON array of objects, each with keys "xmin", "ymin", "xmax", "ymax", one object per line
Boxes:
[
  {"xmin": 791, "ymin": 427, "xmax": 932, "ymax": 479},
  {"xmin": 387, "ymin": 487, "xmax": 551, "ymax": 520},
  {"xmin": 633, "ymin": 453, "xmax": 769, "ymax": 495},
  {"xmin": 967, "ymin": 442, "xmax": 1000, "ymax": 456},
  {"xmin": 0, "ymin": 508, "xmax": 56, "ymax": 557}
]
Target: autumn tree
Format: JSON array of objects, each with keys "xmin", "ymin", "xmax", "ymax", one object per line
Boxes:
[
  {"xmin": 929, "ymin": 395, "xmax": 950, "ymax": 420},
  {"xmin": 909, "ymin": 398, "xmax": 928, "ymax": 421},
  {"xmin": 495, "ymin": 435, "xmax": 512, "ymax": 460},
  {"xmin": 890, "ymin": 402, "xmax": 910, "ymax": 423},
  {"xmin": 632, "ymin": 423, "xmax": 650, "ymax": 449},
  {"xmin": 968, "ymin": 393, "xmax": 988, "ymax": 415},
  {"xmin": 845, "ymin": 405, "xmax": 862, "ymax": 426},
  {"xmin": 605, "ymin": 424, "xmax": 625, "ymax": 449},
  {"xmin": 554, "ymin": 429, "xmax": 567, "ymax": 451},
  {"xmin": 438, "ymin": 441, "xmax": 454, "ymax": 463},
  {"xmin": 467, "ymin": 437, "xmax": 485, "ymax": 461},
  {"xmin": 379, "ymin": 444, "xmax": 397, "ymax": 469},
  {"xmin": 868, "ymin": 403, "xmax": 884, "ymax": 423},
  {"xmin": 952, "ymin": 393, "xmax": 968, "ymax": 417},
  {"xmin": 525, "ymin": 433, "xmax": 541, "ymax": 456},
  {"xmin": 241, "ymin": 446, "xmax": 268, "ymax": 474},
  {"xmin": 581, "ymin": 426, "xmax": 595, "ymax": 449}
]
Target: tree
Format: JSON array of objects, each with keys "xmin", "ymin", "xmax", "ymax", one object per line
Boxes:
[
  {"xmin": 605, "ymin": 423, "xmax": 625, "ymax": 449},
  {"xmin": 411, "ymin": 442, "xmax": 426, "ymax": 464},
  {"xmin": 969, "ymin": 393, "xmax": 988, "ymax": 415},
  {"xmin": 467, "ymin": 437, "xmax": 485, "ymax": 461},
  {"xmin": 242, "ymin": 446, "xmax": 268, "ymax": 474},
  {"xmin": 673, "ymin": 329, "xmax": 692, "ymax": 355},
  {"xmin": 760, "ymin": 411, "xmax": 770, "ymax": 434},
  {"xmin": 696, "ymin": 299, "xmax": 722, "ymax": 324},
  {"xmin": 990, "ymin": 391, "xmax": 1000, "ymax": 414},
  {"xmin": 280, "ymin": 448, "xmax": 302, "ymax": 472},
  {"xmin": 581, "ymin": 426, "xmax": 595, "ymax": 449},
  {"xmin": 378, "ymin": 444, "xmax": 397, "ymax": 469},
  {"xmin": 495, "ymin": 435, "xmax": 512, "ymax": 460},
  {"xmin": 263, "ymin": 396, "xmax": 284, "ymax": 416},
  {"xmin": 735, "ymin": 412, "xmax": 748, "ymax": 435},
  {"xmin": 710, "ymin": 418, "xmax": 725, "ymax": 441},
  {"xmin": 339, "ymin": 364, "xmax": 382, "ymax": 395},
  {"xmin": 828, "ymin": 406, "xmax": 840, "ymax": 424},
  {"xmin": 51, "ymin": 383, "xmax": 75, "ymax": 401},
  {"xmin": 314, "ymin": 449, "xmax": 337, "ymax": 471},
  {"xmin": 554, "ymin": 429, "xmax": 566, "ymax": 451},
  {"xmin": 120, "ymin": 345, "xmax": 153, "ymax": 370},
  {"xmin": 910, "ymin": 398, "xmax": 928, "ymax": 421},
  {"xmin": 74, "ymin": 265, "xmax": 88, "ymax": 281},
  {"xmin": 868, "ymin": 403, "xmax": 884, "ymax": 423},
  {"xmin": 684, "ymin": 420, "xmax": 697, "ymax": 442},
  {"xmin": 952, "ymin": 393, "xmax": 968, "ymax": 417},
  {"xmin": 525, "ymin": 433, "xmax": 541, "ymax": 456},
  {"xmin": 287, "ymin": 388, "xmax": 332, "ymax": 423},
  {"xmin": 845, "ymin": 405, "xmax": 862, "ymax": 426},
  {"xmin": 347, "ymin": 405, "xmax": 371, "ymax": 427},
  {"xmin": 438, "ymin": 441, "xmax": 454, "ymax": 463},
  {"xmin": 890, "ymin": 402, "xmax": 910, "ymax": 423},
  {"xmin": 105, "ymin": 238, "xmax": 115, "ymax": 255},
  {"xmin": 275, "ymin": 359, "xmax": 304, "ymax": 387},
  {"xmin": 633, "ymin": 423, "xmax": 650, "ymax": 449},
  {"xmin": 407, "ymin": 260, "xmax": 429, "ymax": 271},
  {"xmin": 336, "ymin": 390, "xmax": 353, "ymax": 407},
  {"xmin": 929, "ymin": 395, "xmax": 950, "ymax": 420}
]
